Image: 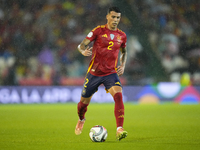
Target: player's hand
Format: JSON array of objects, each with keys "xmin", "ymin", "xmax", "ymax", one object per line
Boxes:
[
  {"xmin": 82, "ymin": 46, "xmax": 93, "ymax": 56},
  {"xmin": 117, "ymin": 65, "xmax": 125, "ymax": 76}
]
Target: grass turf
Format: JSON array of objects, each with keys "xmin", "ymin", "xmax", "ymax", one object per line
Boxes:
[{"xmin": 0, "ymin": 103, "xmax": 200, "ymax": 150}]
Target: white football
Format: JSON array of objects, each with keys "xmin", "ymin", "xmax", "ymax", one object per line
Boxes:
[{"xmin": 89, "ymin": 125, "xmax": 108, "ymax": 142}]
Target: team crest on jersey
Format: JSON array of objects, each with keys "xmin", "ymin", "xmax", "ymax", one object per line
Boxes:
[
  {"xmin": 117, "ymin": 34, "xmax": 121, "ymax": 40},
  {"xmin": 117, "ymin": 34, "xmax": 122, "ymax": 44},
  {"xmin": 110, "ymin": 34, "xmax": 115, "ymax": 40}
]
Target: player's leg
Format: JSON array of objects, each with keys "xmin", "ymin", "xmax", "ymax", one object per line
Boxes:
[
  {"xmin": 104, "ymin": 73, "xmax": 125, "ymax": 129},
  {"xmin": 103, "ymin": 73, "xmax": 127, "ymax": 140},
  {"xmin": 108, "ymin": 86, "xmax": 124, "ymax": 128},
  {"xmin": 75, "ymin": 96, "xmax": 92, "ymax": 135},
  {"xmin": 77, "ymin": 96, "xmax": 91, "ymax": 120},
  {"xmin": 75, "ymin": 73, "xmax": 100, "ymax": 135},
  {"xmin": 108, "ymin": 86, "xmax": 128, "ymax": 140}
]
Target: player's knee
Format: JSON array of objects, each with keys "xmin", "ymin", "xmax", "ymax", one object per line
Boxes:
[
  {"xmin": 80, "ymin": 97, "xmax": 91, "ymax": 104},
  {"xmin": 113, "ymin": 92, "xmax": 123, "ymax": 102}
]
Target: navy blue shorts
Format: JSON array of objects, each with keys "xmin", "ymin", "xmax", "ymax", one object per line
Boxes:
[{"xmin": 81, "ymin": 73, "xmax": 122, "ymax": 98}]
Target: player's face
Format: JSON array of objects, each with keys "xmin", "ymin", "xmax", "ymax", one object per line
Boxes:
[{"xmin": 106, "ymin": 11, "xmax": 121, "ymax": 30}]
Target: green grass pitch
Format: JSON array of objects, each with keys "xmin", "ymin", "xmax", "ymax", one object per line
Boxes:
[{"xmin": 0, "ymin": 103, "xmax": 200, "ymax": 150}]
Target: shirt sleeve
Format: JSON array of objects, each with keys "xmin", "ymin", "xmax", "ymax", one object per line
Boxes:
[
  {"xmin": 121, "ymin": 34, "xmax": 127, "ymax": 48},
  {"xmin": 86, "ymin": 26, "xmax": 100, "ymax": 42}
]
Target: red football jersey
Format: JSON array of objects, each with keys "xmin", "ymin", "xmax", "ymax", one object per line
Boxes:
[{"xmin": 86, "ymin": 24, "xmax": 127, "ymax": 76}]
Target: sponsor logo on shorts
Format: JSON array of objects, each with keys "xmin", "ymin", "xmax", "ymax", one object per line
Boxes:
[{"xmin": 115, "ymin": 82, "xmax": 121, "ymax": 85}]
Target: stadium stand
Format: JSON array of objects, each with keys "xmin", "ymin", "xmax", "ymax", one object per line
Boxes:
[{"xmin": 0, "ymin": 0, "xmax": 199, "ymax": 85}]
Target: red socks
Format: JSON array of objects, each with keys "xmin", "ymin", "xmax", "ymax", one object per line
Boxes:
[
  {"xmin": 77, "ymin": 92, "xmax": 124, "ymax": 128},
  {"xmin": 113, "ymin": 92, "xmax": 124, "ymax": 128},
  {"xmin": 77, "ymin": 101, "xmax": 89, "ymax": 120}
]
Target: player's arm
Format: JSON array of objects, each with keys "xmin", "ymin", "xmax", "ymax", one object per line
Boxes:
[
  {"xmin": 78, "ymin": 38, "xmax": 93, "ymax": 56},
  {"xmin": 117, "ymin": 47, "xmax": 127, "ymax": 76}
]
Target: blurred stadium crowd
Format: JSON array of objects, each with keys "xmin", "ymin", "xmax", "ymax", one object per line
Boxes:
[{"xmin": 0, "ymin": 0, "xmax": 199, "ymax": 85}]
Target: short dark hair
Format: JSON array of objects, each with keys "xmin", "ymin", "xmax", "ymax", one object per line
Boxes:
[{"xmin": 108, "ymin": 6, "xmax": 121, "ymax": 14}]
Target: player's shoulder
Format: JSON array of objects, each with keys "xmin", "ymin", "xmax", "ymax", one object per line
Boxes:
[
  {"xmin": 117, "ymin": 28, "xmax": 126, "ymax": 36},
  {"xmin": 92, "ymin": 25, "xmax": 106, "ymax": 32}
]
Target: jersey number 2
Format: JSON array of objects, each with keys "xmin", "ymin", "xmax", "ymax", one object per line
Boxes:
[{"xmin": 107, "ymin": 41, "xmax": 114, "ymax": 50}]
